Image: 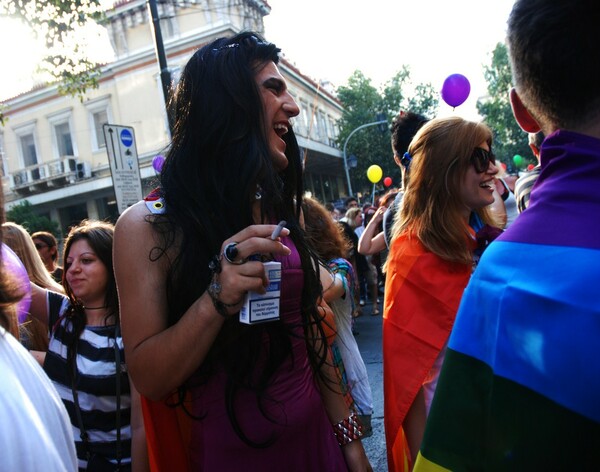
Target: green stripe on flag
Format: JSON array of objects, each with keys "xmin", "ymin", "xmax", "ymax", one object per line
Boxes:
[{"xmin": 419, "ymin": 349, "xmax": 600, "ymax": 470}]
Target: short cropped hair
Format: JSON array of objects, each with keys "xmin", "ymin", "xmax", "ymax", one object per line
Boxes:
[
  {"xmin": 391, "ymin": 111, "xmax": 429, "ymax": 157},
  {"xmin": 507, "ymin": 0, "xmax": 600, "ymax": 129}
]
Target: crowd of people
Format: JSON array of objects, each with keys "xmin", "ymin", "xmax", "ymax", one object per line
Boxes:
[{"xmin": 0, "ymin": 0, "xmax": 598, "ymax": 470}]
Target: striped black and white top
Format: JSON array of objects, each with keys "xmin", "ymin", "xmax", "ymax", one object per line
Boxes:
[
  {"xmin": 514, "ymin": 165, "xmax": 541, "ymax": 213},
  {"xmin": 43, "ymin": 291, "xmax": 132, "ymax": 471}
]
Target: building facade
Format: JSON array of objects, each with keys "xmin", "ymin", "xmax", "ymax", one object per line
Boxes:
[{"xmin": 0, "ymin": 0, "xmax": 347, "ymax": 236}]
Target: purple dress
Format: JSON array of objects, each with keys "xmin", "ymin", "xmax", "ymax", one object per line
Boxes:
[{"xmin": 188, "ymin": 236, "xmax": 347, "ymax": 471}]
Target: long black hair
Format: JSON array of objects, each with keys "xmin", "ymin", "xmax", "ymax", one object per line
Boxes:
[{"xmin": 152, "ymin": 32, "xmax": 329, "ymax": 446}]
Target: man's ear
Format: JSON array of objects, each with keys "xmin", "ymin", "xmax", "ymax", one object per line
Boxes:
[
  {"xmin": 393, "ymin": 154, "xmax": 401, "ymax": 167},
  {"xmin": 509, "ymin": 88, "xmax": 541, "ymax": 133}
]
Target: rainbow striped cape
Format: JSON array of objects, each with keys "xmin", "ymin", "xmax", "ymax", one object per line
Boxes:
[
  {"xmin": 415, "ymin": 130, "xmax": 600, "ymax": 470},
  {"xmin": 383, "ymin": 233, "xmax": 472, "ymax": 471}
]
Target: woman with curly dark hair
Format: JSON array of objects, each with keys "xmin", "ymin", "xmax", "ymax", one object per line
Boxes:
[{"xmin": 303, "ymin": 197, "xmax": 374, "ymax": 438}]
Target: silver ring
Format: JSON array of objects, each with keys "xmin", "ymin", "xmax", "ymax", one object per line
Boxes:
[{"xmin": 223, "ymin": 242, "xmax": 245, "ymax": 265}]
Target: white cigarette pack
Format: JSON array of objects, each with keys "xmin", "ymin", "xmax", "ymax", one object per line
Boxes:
[{"xmin": 239, "ymin": 261, "xmax": 281, "ymax": 324}]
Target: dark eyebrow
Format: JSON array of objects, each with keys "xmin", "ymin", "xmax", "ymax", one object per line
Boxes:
[{"xmin": 262, "ymin": 77, "xmax": 285, "ymax": 91}]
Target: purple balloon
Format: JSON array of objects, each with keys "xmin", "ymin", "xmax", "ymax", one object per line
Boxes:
[
  {"xmin": 441, "ymin": 73, "xmax": 471, "ymax": 108},
  {"xmin": 2, "ymin": 244, "xmax": 31, "ymax": 324},
  {"xmin": 152, "ymin": 155, "xmax": 165, "ymax": 173}
]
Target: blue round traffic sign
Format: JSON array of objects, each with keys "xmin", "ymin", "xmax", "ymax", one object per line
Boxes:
[{"xmin": 120, "ymin": 128, "xmax": 133, "ymax": 147}]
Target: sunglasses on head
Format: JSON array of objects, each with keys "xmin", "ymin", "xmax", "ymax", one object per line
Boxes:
[
  {"xmin": 34, "ymin": 243, "xmax": 48, "ymax": 250},
  {"xmin": 470, "ymin": 148, "xmax": 496, "ymax": 173}
]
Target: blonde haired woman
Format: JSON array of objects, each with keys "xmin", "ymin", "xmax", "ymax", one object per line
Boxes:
[
  {"xmin": 2, "ymin": 222, "xmax": 63, "ymax": 363},
  {"xmin": 383, "ymin": 116, "xmax": 500, "ymax": 471}
]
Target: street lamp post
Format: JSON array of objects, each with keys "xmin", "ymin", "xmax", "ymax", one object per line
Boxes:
[
  {"xmin": 343, "ymin": 120, "xmax": 388, "ymax": 197},
  {"xmin": 148, "ymin": 0, "xmax": 174, "ymax": 136}
]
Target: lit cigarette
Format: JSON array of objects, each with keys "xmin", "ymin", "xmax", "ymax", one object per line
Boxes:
[{"xmin": 270, "ymin": 220, "xmax": 287, "ymax": 240}]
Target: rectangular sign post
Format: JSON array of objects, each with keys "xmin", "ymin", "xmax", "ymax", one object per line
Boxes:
[{"xmin": 103, "ymin": 124, "xmax": 144, "ymax": 214}]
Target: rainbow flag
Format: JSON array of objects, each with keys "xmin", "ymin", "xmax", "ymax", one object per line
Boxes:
[
  {"xmin": 383, "ymin": 233, "xmax": 472, "ymax": 471},
  {"xmin": 415, "ymin": 130, "xmax": 600, "ymax": 470}
]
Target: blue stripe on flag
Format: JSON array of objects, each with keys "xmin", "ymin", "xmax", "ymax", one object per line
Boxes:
[{"xmin": 449, "ymin": 240, "xmax": 600, "ymax": 422}]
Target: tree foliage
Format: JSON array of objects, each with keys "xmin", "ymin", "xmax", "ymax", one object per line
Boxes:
[
  {"xmin": 6, "ymin": 201, "xmax": 61, "ymax": 236},
  {"xmin": 336, "ymin": 68, "xmax": 438, "ymax": 196},
  {"xmin": 476, "ymin": 42, "xmax": 534, "ymax": 173},
  {"xmin": 0, "ymin": 0, "xmax": 105, "ymax": 124}
]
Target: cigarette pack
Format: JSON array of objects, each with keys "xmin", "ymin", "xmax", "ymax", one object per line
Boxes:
[{"xmin": 239, "ymin": 261, "xmax": 281, "ymax": 324}]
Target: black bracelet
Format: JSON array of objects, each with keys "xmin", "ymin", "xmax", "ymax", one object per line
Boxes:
[
  {"xmin": 206, "ymin": 275, "xmax": 243, "ymax": 318},
  {"xmin": 208, "ymin": 253, "xmax": 222, "ymax": 274}
]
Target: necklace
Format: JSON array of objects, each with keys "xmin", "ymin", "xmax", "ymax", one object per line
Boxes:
[{"xmin": 84, "ymin": 306, "xmax": 108, "ymax": 310}]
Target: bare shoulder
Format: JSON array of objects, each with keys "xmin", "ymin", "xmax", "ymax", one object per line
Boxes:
[
  {"xmin": 115, "ymin": 200, "xmax": 152, "ymax": 231},
  {"xmin": 114, "ymin": 201, "xmax": 158, "ymax": 247},
  {"xmin": 114, "ymin": 200, "xmax": 166, "ymax": 268}
]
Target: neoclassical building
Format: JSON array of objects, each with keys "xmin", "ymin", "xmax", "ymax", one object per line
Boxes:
[{"xmin": 1, "ymin": 0, "xmax": 346, "ymax": 234}]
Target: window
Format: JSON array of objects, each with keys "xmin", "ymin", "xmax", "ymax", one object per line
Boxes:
[
  {"xmin": 48, "ymin": 109, "xmax": 78, "ymax": 159},
  {"xmin": 85, "ymin": 96, "xmax": 113, "ymax": 152},
  {"xmin": 0, "ymin": 133, "xmax": 6, "ymax": 178},
  {"xmin": 13, "ymin": 121, "xmax": 39, "ymax": 168},
  {"xmin": 298, "ymin": 102, "xmax": 310, "ymax": 136},
  {"xmin": 93, "ymin": 109, "xmax": 109, "ymax": 149},
  {"xmin": 20, "ymin": 133, "xmax": 37, "ymax": 166},
  {"xmin": 55, "ymin": 122, "xmax": 74, "ymax": 156}
]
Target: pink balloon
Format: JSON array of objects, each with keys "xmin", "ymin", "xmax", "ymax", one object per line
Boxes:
[
  {"xmin": 2, "ymin": 244, "xmax": 31, "ymax": 324},
  {"xmin": 152, "ymin": 155, "xmax": 165, "ymax": 173},
  {"xmin": 441, "ymin": 74, "xmax": 471, "ymax": 108},
  {"xmin": 383, "ymin": 176, "xmax": 392, "ymax": 187}
]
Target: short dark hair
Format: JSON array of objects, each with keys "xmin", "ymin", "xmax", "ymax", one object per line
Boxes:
[
  {"xmin": 391, "ymin": 111, "xmax": 429, "ymax": 157},
  {"xmin": 31, "ymin": 231, "xmax": 58, "ymax": 261},
  {"xmin": 507, "ymin": 0, "xmax": 600, "ymax": 129},
  {"xmin": 344, "ymin": 196, "xmax": 358, "ymax": 208}
]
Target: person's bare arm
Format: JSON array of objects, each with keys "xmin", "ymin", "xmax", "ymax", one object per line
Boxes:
[
  {"xmin": 28, "ymin": 283, "xmax": 49, "ymax": 327},
  {"xmin": 313, "ymin": 334, "xmax": 373, "ymax": 472},
  {"xmin": 310, "ymin": 266, "xmax": 372, "ymax": 471},
  {"xmin": 490, "ymin": 178, "xmax": 508, "ymax": 229},
  {"xmin": 320, "ymin": 265, "xmax": 345, "ymax": 304},
  {"xmin": 357, "ymin": 206, "xmax": 386, "ymax": 255},
  {"xmin": 114, "ymin": 202, "xmax": 291, "ymax": 400}
]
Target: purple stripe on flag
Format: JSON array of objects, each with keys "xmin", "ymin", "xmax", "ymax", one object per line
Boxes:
[{"xmin": 500, "ymin": 130, "xmax": 600, "ymax": 249}]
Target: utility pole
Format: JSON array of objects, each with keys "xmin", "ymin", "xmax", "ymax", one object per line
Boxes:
[
  {"xmin": 147, "ymin": 0, "xmax": 174, "ymax": 135},
  {"xmin": 342, "ymin": 119, "xmax": 387, "ymax": 197}
]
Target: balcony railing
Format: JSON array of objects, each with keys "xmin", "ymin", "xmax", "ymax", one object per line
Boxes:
[{"xmin": 11, "ymin": 156, "xmax": 79, "ymax": 192}]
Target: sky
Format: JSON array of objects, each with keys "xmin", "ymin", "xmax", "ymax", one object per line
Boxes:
[
  {"xmin": 1, "ymin": 0, "xmax": 516, "ymax": 119},
  {"xmin": 264, "ymin": 0, "xmax": 516, "ymax": 120},
  {"xmin": 0, "ymin": 17, "xmax": 45, "ymax": 101}
]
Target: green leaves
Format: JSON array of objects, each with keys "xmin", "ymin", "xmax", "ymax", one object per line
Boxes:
[
  {"xmin": 6, "ymin": 201, "xmax": 60, "ymax": 236},
  {"xmin": 0, "ymin": 0, "xmax": 105, "ymax": 102},
  {"xmin": 336, "ymin": 69, "xmax": 439, "ymax": 195},
  {"xmin": 476, "ymin": 43, "xmax": 535, "ymax": 173}
]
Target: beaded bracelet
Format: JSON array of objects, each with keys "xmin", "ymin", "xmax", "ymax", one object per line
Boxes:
[{"xmin": 333, "ymin": 412, "xmax": 364, "ymax": 446}]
